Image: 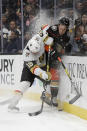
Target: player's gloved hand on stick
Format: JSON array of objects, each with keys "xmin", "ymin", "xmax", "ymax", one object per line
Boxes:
[
  {"xmin": 34, "ymin": 68, "xmax": 51, "ymax": 81},
  {"xmin": 41, "ymin": 71, "xmax": 48, "ymax": 80},
  {"xmin": 41, "ymin": 71, "xmax": 51, "ymax": 81},
  {"xmin": 46, "ymin": 72, "xmax": 52, "ymax": 81}
]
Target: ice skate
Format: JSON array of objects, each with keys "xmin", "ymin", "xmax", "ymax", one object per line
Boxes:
[
  {"xmin": 51, "ymin": 97, "xmax": 58, "ymax": 107},
  {"xmin": 8, "ymin": 105, "xmax": 20, "ymax": 112},
  {"xmin": 7, "ymin": 91, "xmax": 22, "ymax": 113}
]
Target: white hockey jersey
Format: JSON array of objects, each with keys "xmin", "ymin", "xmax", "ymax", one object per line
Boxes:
[{"xmin": 23, "ymin": 34, "xmax": 44, "ymax": 62}]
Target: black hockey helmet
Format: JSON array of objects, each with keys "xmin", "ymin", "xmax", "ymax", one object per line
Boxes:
[{"xmin": 59, "ymin": 17, "xmax": 70, "ymax": 27}]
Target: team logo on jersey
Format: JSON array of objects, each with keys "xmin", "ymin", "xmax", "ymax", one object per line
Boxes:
[
  {"xmin": 26, "ymin": 62, "xmax": 33, "ymax": 68},
  {"xmin": 51, "ymin": 25, "xmax": 57, "ymax": 31}
]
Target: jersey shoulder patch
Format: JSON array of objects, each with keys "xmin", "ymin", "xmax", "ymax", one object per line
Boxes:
[{"xmin": 51, "ymin": 25, "xmax": 57, "ymax": 31}]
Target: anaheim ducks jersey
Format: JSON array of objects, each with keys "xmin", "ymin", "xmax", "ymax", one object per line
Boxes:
[
  {"xmin": 47, "ymin": 25, "xmax": 70, "ymax": 48},
  {"xmin": 45, "ymin": 25, "xmax": 70, "ymax": 69}
]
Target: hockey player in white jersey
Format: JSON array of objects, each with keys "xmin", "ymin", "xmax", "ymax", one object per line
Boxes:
[{"xmin": 8, "ymin": 34, "xmax": 53, "ymax": 111}]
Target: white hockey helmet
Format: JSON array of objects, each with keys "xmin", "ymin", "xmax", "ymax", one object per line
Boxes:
[{"xmin": 28, "ymin": 34, "xmax": 42, "ymax": 54}]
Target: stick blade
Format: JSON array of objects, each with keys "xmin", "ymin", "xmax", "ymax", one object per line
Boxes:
[
  {"xmin": 69, "ymin": 95, "xmax": 80, "ymax": 104},
  {"xmin": 28, "ymin": 101, "xmax": 44, "ymax": 116},
  {"xmin": 28, "ymin": 110, "xmax": 42, "ymax": 116}
]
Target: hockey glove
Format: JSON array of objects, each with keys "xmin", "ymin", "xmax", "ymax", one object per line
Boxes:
[
  {"xmin": 41, "ymin": 71, "xmax": 48, "ymax": 80},
  {"xmin": 46, "ymin": 72, "xmax": 52, "ymax": 81},
  {"xmin": 34, "ymin": 67, "xmax": 51, "ymax": 81}
]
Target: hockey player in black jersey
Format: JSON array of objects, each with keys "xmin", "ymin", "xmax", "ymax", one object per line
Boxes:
[{"xmin": 41, "ymin": 17, "xmax": 72, "ymax": 107}]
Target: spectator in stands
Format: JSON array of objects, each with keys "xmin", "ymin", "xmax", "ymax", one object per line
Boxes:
[
  {"xmin": 3, "ymin": 7, "xmax": 11, "ymax": 22},
  {"xmin": 73, "ymin": 11, "xmax": 87, "ymax": 54},
  {"xmin": 5, "ymin": 30, "xmax": 22, "ymax": 54},
  {"xmin": 72, "ymin": 23, "xmax": 87, "ymax": 55},
  {"xmin": 75, "ymin": 0, "xmax": 87, "ymax": 16},
  {"xmin": 2, "ymin": 14, "xmax": 9, "ymax": 29},
  {"xmin": 75, "ymin": 13, "xmax": 87, "ymax": 26},
  {"xmin": 25, "ymin": 0, "xmax": 39, "ymax": 9},
  {"xmin": 81, "ymin": 13, "xmax": 87, "ymax": 26},
  {"xmin": 23, "ymin": 0, "xmax": 40, "ymax": 33},
  {"xmin": 16, "ymin": 12, "xmax": 22, "ymax": 31},
  {"xmin": 8, "ymin": 20, "xmax": 21, "ymax": 36},
  {"xmin": 72, "ymin": 24, "xmax": 84, "ymax": 54},
  {"xmin": 75, "ymin": 1, "xmax": 83, "ymax": 15},
  {"xmin": 58, "ymin": 9, "xmax": 68, "ymax": 18},
  {"xmin": 24, "ymin": 5, "xmax": 34, "ymax": 32},
  {"xmin": 2, "ymin": 14, "xmax": 9, "ymax": 40},
  {"xmin": 2, "ymin": 19, "xmax": 22, "ymax": 53}
]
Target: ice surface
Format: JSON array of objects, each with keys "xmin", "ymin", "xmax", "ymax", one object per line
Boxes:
[{"xmin": 0, "ymin": 99, "xmax": 87, "ymax": 131}]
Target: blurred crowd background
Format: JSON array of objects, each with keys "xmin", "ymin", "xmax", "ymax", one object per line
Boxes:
[{"xmin": 0, "ymin": 0, "xmax": 87, "ymax": 55}]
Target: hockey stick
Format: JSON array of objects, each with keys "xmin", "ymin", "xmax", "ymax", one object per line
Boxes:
[
  {"xmin": 69, "ymin": 94, "xmax": 81, "ymax": 104},
  {"xmin": 28, "ymin": 92, "xmax": 45, "ymax": 116},
  {"xmin": 28, "ymin": 46, "xmax": 51, "ymax": 116},
  {"xmin": 28, "ymin": 79, "xmax": 50, "ymax": 116},
  {"xmin": 69, "ymin": 87, "xmax": 82, "ymax": 104},
  {"xmin": 57, "ymin": 57, "xmax": 81, "ymax": 104}
]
